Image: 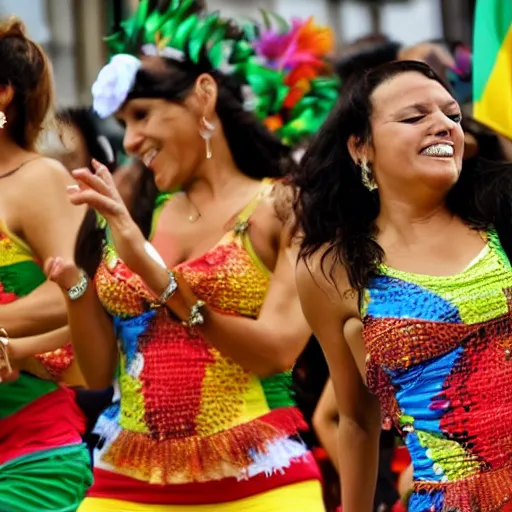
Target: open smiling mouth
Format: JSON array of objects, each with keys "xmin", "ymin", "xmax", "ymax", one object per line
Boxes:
[
  {"xmin": 420, "ymin": 143, "xmax": 454, "ymax": 157},
  {"xmin": 142, "ymin": 148, "xmax": 159, "ymax": 168}
]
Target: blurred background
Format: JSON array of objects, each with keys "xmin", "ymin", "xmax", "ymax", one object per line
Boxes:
[{"xmin": 0, "ymin": 0, "xmax": 476, "ymax": 107}]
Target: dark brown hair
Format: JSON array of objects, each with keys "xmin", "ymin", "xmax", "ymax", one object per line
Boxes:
[{"xmin": 0, "ymin": 17, "xmax": 55, "ymax": 150}]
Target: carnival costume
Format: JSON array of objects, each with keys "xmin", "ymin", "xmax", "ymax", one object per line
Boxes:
[
  {"xmin": 364, "ymin": 231, "xmax": 512, "ymax": 511},
  {"xmin": 0, "ymin": 219, "xmax": 92, "ymax": 512},
  {"xmin": 79, "ymin": 1, "xmax": 339, "ymax": 510}
]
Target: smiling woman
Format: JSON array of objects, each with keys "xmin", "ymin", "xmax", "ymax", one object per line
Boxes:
[
  {"xmin": 42, "ymin": 1, "xmax": 336, "ymax": 511},
  {"xmin": 293, "ymin": 60, "xmax": 512, "ymax": 512}
]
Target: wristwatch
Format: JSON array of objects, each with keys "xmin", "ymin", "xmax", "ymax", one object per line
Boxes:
[{"xmin": 67, "ymin": 270, "xmax": 89, "ymax": 301}]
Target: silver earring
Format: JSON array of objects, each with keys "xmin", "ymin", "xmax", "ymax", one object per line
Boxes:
[
  {"xmin": 360, "ymin": 161, "xmax": 377, "ymax": 191},
  {"xmin": 0, "ymin": 112, "xmax": 7, "ymax": 129},
  {"xmin": 199, "ymin": 116, "xmax": 216, "ymax": 159}
]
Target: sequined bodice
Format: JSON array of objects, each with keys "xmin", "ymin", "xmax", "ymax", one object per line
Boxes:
[
  {"xmin": 92, "ymin": 182, "xmax": 305, "ymax": 486},
  {"xmin": 363, "ymin": 231, "xmax": 512, "ymax": 511},
  {"xmin": 0, "ymin": 220, "xmax": 45, "ymax": 303}
]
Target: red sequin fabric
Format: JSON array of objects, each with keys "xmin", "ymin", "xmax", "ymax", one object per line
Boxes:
[
  {"xmin": 363, "ymin": 231, "xmax": 512, "ymax": 511},
  {"xmin": 93, "ymin": 181, "xmax": 308, "ymax": 486}
]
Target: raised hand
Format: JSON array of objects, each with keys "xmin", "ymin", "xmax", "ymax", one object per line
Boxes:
[{"xmin": 67, "ymin": 159, "xmax": 147, "ymax": 275}]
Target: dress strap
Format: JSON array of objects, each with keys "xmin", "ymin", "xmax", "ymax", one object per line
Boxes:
[{"xmin": 233, "ymin": 178, "xmax": 274, "ymax": 234}]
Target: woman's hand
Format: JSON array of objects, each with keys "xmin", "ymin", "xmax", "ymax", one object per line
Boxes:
[
  {"xmin": 44, "ymin": 257, "xmax": 83, "ymax": 291},
  {"xmin": 68, "ymin": 159, "xmax": 146, "ymax": 274}
]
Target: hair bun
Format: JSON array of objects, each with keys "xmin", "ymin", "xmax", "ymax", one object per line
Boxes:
[{"xmin": 0, "ymin": 16, "xmax": 28, "ymax": 41}]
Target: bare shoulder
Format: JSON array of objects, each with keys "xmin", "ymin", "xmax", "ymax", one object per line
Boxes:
[
  {"xmin": 295, "ymin": 247, "xmax": 359, "ymax": 322},
  {"xmin": 16, "ymin": 156, "xmax": 75, "ymax": 193}
]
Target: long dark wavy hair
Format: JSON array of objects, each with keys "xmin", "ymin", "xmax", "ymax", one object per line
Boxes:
[
  {"xmin": 293, "ymin": 59, "xmax": 512, "ymax": 292},
  {"xmin": 76, "ymin": 50, "xmax": 296, "ymax": 277}
]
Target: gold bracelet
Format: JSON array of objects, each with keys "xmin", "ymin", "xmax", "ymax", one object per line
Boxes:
[
  {"xmin": 182, "ymin": 300, "xmax": 206, "ymax": 328},
  {"xmin": 0, "ymin": 327, "xmax": 12, "ymax": 375}
]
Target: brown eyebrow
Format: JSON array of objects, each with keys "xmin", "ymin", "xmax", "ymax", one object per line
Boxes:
[{"xmin": 396, "ymin": 99, "xmax": 459, "ymax": 117}]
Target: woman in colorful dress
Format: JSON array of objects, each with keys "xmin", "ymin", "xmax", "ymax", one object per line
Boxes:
[
  {"xmin": 294, "ymin": 59, "xmax": 512, "ymax": 512},
  {"xmin": 0, "ymin": 17, "xmax": 91, "ymax": 512},
  {"xmin": 45, "ymin": 1, "xmax": 339, "ymax": 511}
]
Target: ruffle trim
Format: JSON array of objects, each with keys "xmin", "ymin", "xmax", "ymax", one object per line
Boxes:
[
  {"xmin": 94, "ymin": 407, "xmax": 307, "ymax": 485},
  {"xmin": 413, "ymin": 463, "xmax": 512, "ymax": 511}
]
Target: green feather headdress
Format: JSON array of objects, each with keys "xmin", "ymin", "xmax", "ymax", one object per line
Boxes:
[{"xmin": 92, "ymin": 0, "xmax": 340, "ymax": 146}]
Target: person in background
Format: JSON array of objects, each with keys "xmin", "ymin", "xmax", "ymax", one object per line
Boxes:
[{"xmin": 0, "ymin": 17, "xmax": 91, "ymax": 512}]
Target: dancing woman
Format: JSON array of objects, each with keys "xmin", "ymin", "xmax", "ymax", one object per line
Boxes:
[
  {"xmin": 46, "ymin": 1, "xmax": 339, "ymax": 511},
  {"xmin": 0, "ymin": 17, "xmax": 91, "ymax": 512},
  {"xmin": 294, "ymin": 60, "xmax": 512, "ymax": 511}
]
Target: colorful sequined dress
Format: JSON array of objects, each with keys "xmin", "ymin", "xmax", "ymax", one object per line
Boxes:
[
  {"xmin": 0, "ymin": 220, "xmax": 92, "ymax": 512},
  {"xmin": 87, "ymin": 182, "xmax": 322, "ymax": 507},
  {"xmin": 363, "ymin": 231, "xmax": 512, "ymax": 512}
]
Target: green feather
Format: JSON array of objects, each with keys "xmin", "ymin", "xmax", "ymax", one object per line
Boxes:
[
  {"xmin": 205, "ymin": 26, "xmax": 230, "ymax": 67},
  {"xmin": 129, "ymin": 0, "xmax": 150, "ymax": 47},
  {"xmin": 171, "ymin": 13, "xmax": 199, "ymax": 50},
  {"xmin": 105, "ymin": 32, "xmax": 126, "ymax": 55},
  {"xmin": 188, "ymin": 15, "xmax": 220, "ymax": 64},
  {"xmin": 143, "ymin": 10, "xmax": 164, "ymax": 43}
]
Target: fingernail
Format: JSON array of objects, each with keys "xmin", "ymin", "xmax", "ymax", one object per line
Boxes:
[{"xmin": 67, "ymin": 185, "xmax": 80, "ymax": 192}]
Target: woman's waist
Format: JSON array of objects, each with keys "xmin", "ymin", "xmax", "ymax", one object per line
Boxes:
[
  {"xmin": 88, "ymin": 450, "xmax": 320, "ymax": 504},
  {"xmin": 94, "ymin": 406, "xmax": 308, "ymax": 485}
]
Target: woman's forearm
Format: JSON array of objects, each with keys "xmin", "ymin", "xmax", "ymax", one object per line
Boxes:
[
  {"xmin": 338, "ymin": 417, "xmax": 381, "ymax": 512},
  {"xmin": 65, "ymin": 286, "xmax": 118, "ymax": 389},
  {"xmin": 137, "ymin": 258, "xmax": 305, "ymax": 377},
  {"xmin": 9, "ymin": 326, "xmax": 69, "ymax": 360},
  {"xmin": 0, "ymin": 281, "xmax": 67, "ymax": 337}
]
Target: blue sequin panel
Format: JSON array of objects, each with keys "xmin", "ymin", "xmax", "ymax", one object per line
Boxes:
[{"xmin": 367, "ymin": 275, "xmax": 462, "ymax": 323}]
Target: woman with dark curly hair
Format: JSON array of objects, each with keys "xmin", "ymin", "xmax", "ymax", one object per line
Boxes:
[{"xmin": 294, "ymin": 59, "xmax": 512, "ymax": 511}]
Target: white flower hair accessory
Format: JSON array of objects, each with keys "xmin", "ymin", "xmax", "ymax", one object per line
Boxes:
[{"xmin": 92, "ymin": 54, "xmax": 142, "ymax": 119}]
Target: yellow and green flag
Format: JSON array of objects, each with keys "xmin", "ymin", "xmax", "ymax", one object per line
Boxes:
[{"xmin": 473, "ymin": 0, "xmax": 512, "ymax": 139}]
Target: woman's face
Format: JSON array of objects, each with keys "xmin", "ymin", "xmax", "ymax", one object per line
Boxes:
[
  {"xmin": 367, "ymin": 71, "xmax": 464, "ymax": 197},
  {"xmin": 117, "ymin": 96, "xmax": 206, "ymax": 191}
]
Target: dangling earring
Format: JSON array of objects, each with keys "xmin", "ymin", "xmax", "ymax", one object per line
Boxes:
[
  {"xmin": 199, "ymin": 116, "xmax": 216, "ymax": 159},
  {"xmin": 0, "ymin": 112, "xmax": 7, "ymax": 129},
  {"xmin": 360, "ymin": 161, "xmax": 378, "ymax": 191}
]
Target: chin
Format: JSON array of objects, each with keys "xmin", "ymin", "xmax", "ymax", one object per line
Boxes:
[
  {"xmin": 423, "ymin": 166, "xmax": 460, "ymax": 190},
  {"xmin": 153, "ymin": 165, "xmax": 179, "ymax": 192}
]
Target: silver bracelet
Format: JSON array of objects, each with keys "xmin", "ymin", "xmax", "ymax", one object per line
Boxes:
[
  {"xmin": 182, "ymin": 300, "xmax": 206, "ymax": 328},
  {"xmin": 67, "ymin": 270, "xmax": 88, "ymax": 301},
  {"xmin": 154, "ymin": 270, "xmax": 178, "ymax": 307},
  {"xmin": 0, "ymin": 327, "xmax": 12, "ymax": 375}
]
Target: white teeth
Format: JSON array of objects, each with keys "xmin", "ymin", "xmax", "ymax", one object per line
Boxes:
[
  {"xmin": 421, "ymin": 144, "xmax": 454, "ymax": 157},
  {"xmin": 142, "ymin": 149, "xmax": 158, "ymax": 167}
]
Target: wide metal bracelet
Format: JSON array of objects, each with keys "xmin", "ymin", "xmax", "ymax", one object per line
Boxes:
[
  {"xmin": 154, "ymin": 270, "xmax": 178, "ymax": 307},
  {"xmin": 182, "ymin": 300, "xmax": 206, "ymax": 328},
  {"xmin": 67, "ymin": 270, "xmax": 88, "ymax": 301},
  {"xmin": 0, "ymin": 327, "xmax": 12, "ymax": 375}
]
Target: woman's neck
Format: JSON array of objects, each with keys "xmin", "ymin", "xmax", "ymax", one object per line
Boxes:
[{"xmin": 376, "ymin": 197, "xmax": 456, "ymax": 246}]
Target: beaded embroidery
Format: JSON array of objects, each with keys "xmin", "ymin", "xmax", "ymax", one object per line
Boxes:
[
  {"xmin": 0, "ymin": 221, "xmax": 74, "ymax": 381},
  {"xmin": 364, "ymin": 231, "xmax": 512, "ymax": 511},
  {"xmin": 94, "ymin": 181, "xmax": 308, "ymax": 485}
]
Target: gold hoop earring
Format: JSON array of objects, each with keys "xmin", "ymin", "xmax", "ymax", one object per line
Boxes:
[
  {"xmin": 360, "ymin": 161, "xmax": 377, "ymax": 191},
  {"xmin": 0, "ymin": 112, "xmax": 7, "ymax": 129},
  {"xmin": 199, "ymin": 116, "xmax": 216, "ymax": 159}
]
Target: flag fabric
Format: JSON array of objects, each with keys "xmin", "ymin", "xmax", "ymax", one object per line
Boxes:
[{"xmin": 473, "ymin": 0, "xmax": 512, "ymax": 139}]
